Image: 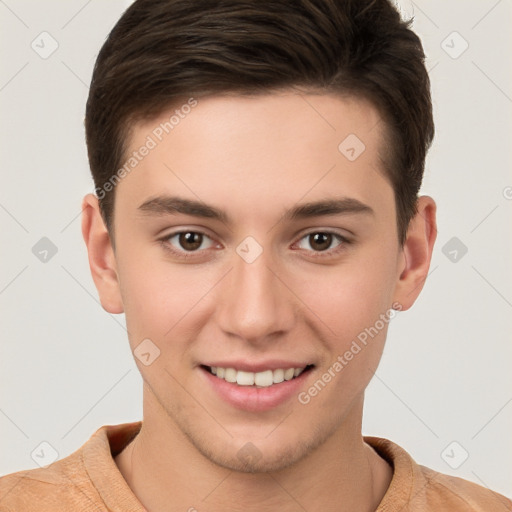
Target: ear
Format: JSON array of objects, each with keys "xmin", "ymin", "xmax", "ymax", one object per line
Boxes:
[
  {"xmin": 392, "ymin": 195, "xmax": 437, "ymax": 311},
  {"xmin": 81, "ymin": 194, "xmax": 124, "ymax": 314}
]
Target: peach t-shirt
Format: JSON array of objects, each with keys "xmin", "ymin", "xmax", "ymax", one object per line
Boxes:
[{"xmin": 0, "ymin": 421, "xmax": 510, "ymax": 511}]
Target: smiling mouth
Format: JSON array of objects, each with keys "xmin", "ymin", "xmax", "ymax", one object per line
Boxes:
[{"xmin": 201, "ymin": 364, "xmax": 315, "ymax": 387}]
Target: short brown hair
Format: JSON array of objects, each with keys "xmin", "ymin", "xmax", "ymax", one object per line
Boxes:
[{"xmin": 85, "ymin": 0, "xmax": 434, "ymax": 245}]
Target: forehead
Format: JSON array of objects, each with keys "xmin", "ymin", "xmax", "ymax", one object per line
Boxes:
[
  {"xmin": 115, "ymin": 92, "xmax": 393, "ymax": 223},
  {"xmin": 131, "ymin": 91, "xmax": 384, "ymax": 159}
]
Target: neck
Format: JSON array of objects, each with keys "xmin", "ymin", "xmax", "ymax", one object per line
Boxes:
[{"xmin": 115, "ymin": 393, "xmax": 392, "ymax": 512}]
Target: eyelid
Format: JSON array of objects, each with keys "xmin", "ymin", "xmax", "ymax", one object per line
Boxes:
[
  {"xmin": 292, "ymin": 229, "xmax": 352, "ymax": 256},
  {"xmin": 158, "ymin": 225, "xmax": 220, "ymax": 244},
  {"xmin": 296, "ymin": 227, "xmax": 352, "ymax": 241}
]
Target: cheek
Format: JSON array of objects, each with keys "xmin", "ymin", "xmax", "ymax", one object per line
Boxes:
[
  {"xmin": 295, "ymin": 261, "xmax": 396, "ymax": 409},
  {"xmin": 297, "ymin": 249, "xmax": 397, "ymax": 340},
  {"xmin": 116, "ymin": 250, "xmax": 219, "ymax": 349},
  {"xmin": 309, "ymin": 247, "xmax": 398, "ymax": 393}
]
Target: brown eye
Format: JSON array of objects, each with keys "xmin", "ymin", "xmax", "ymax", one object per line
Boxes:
[
  {"xmin": 178, "ymin": 232, "xmax": 203, "ymax": 251},
  {"xmin": 295, "ymin": 231, "xmax": 348, "ymax": 255},
  {"xmin": 308, "ymin": 233, "xmax": 333, "ymax": 251},
  {"xmin": 165, "ymin": 231, "xmax": 215, "ymax": 253}
]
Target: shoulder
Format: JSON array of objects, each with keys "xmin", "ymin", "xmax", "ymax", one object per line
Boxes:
[
  {"xmin": 417, "ymin": 464, "xmax": 512, "ymax": 511},
  {"xmin": 0, "ymin": 422, "xmax": 142, "ymax": 511},
  {"xmin": 365, "ymin": 436, "xmax": 512, "ymax": 511},
  {"xmin": 0, "ymin": 450, "xmax": 101, "ymax": 511}
]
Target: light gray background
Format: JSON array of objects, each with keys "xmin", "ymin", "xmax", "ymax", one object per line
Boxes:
[{"xmin": 1, "ymin": 0, "xmax": 511, "ymax": 500}]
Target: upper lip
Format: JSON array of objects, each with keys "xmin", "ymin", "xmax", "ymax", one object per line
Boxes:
[{"xmin": 201, "ymin": 360, "xmax": 314, "ymax": 373}]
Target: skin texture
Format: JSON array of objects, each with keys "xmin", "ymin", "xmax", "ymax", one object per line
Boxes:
[{"xmin": 82, "ymin": 91, "xmax": 437, "ymax": 512}]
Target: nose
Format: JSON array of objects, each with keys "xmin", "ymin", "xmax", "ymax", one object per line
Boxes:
[{"xmin": 214, "ymin": 244, "xmax": 296, "ymax": 344}]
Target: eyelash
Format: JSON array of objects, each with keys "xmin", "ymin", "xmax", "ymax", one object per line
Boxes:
[{"xmin": 159, "ymin": 229, "xmax": 352, "ymax": 260}]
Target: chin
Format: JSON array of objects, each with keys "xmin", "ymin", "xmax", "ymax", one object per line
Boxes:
[
  {"xmin": 181, "ymin": 422, "xmax": 334, "ymax": 474},
  {"xmin": 200, "ymin": 439, "xmax": 311, "ymax": 474}
]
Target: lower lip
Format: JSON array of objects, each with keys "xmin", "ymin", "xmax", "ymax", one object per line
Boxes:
[{"xmin": 200, "ymin": 366, "xmax": 313, "ymax": 412}]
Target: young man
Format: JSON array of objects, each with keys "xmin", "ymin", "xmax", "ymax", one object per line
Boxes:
[{"xmin": 1, "ymin": 0, "xmax": 510, "ymax": 510}]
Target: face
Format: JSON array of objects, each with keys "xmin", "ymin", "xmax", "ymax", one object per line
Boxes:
[{"xmin": 88, "ymin": 91, "xmax": 427, "ymax": 473}]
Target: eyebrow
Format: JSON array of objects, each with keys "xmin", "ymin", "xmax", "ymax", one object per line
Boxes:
[{"xmin": 137, "ymin": 195, "xmax": 374, "ymax": 224}]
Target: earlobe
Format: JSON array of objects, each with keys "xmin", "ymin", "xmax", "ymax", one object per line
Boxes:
[
  {"xmin": 81, "ymin": 194, "xmax": 124, "ymax": 314},
  {"xmin": 392, "ymin": 196, "xmax": 437, "ymax": 311}
]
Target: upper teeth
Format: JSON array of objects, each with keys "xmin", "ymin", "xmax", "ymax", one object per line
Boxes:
[{"xmin": 210, "ymin": 366, "xmax": 305, "ymax": 387}]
